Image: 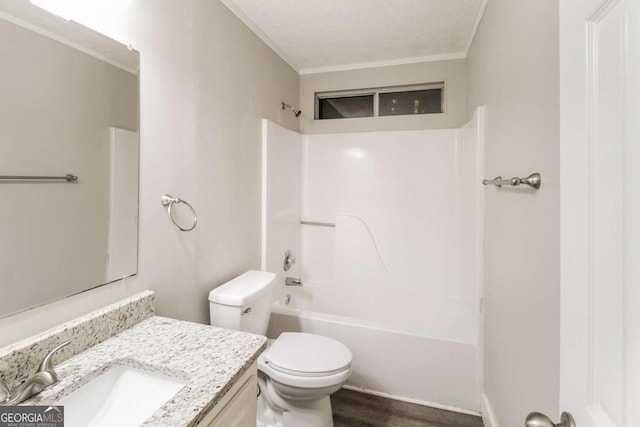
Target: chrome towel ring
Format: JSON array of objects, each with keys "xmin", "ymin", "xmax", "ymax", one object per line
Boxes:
[{"xmin": 161, "ymin": 194, "xmax": 198, "ymax": 232}]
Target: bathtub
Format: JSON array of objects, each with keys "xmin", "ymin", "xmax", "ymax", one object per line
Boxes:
[{"xmin": 266, "ymin": 285, "xmax": 481, "ymax": 414}]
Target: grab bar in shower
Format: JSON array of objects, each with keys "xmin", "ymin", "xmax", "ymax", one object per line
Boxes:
[{"xmin": 300, "ymin": 220, "xmax": 335, "ymax": 228}]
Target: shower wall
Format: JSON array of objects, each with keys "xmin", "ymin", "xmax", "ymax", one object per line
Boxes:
[
  {"xmin": 261, "ymin": 120, "xmax": 303, "ymax": 285},
  {"xmin": 302, "ymin": 112, "xmax": 483, "ymax": 312}
]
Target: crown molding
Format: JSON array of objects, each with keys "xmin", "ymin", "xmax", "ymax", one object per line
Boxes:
[
  {"xmin": 222, "ymin": 0, "xmax": 488, "ymax": 76},
  {"xmin": 464, "ymin": 0, "xmax": 489, "ymax": 55},
  {"xmin": 220, "ymin": 0, "xmax": 300, "ymax": 73},
  {"xmin": 299, "ymin": 52, "xmax": 467, "ymax": 75}
]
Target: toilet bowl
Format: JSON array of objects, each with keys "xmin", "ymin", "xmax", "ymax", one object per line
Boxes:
[
  {"xmin": 257, "ymin": 333, "xmax": 351, "ymax": 426},
  {"xmin": 260, "ymin": 333, "xmax": 352, "ymax": 400},
  {"xmin": 209, "ymin": 271, "xmax": 352, "ymax": 427}
]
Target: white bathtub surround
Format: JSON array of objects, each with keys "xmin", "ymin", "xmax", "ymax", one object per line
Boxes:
[
  {"xmin": 261, "ymin": 120, "xmax": 303, "ymax": 283},
  {"xmin": 301, "ymin": 125, "xmax": 481, "ymax": 306},
  {"xmin": 262, "ymin": 109, "xmax": 484, "ymax": 412},
  {"xmin": 24, "ymin": 316, "xmax": 266, "ymax": 426},
  {"xmin": 0, "ymin": 291, "xmax": 154, "ymax": 390},
  {"xmin": 460, "ymin": 108, "xmax": 485, "ymax": 392}
]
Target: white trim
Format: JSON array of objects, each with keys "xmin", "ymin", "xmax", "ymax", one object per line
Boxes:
[
  {"xmin": 260, "ymin": 119, "xmax": 269, "ymax": 271},
  {"xmin": 219, "ymin": 0, "xmax": 300, "ymax": 73},
  {"xmin": 481, "ymin": 392, "xmax": 499, "ymax": 427},
  {"xmin": 299, "ymin": 52, "xmax": 466, "ymax": 75},
  {"xmin": 317, "ymin": 82, "xmax": 445, "ymax": 98},
  {"xmin": 0, "ymin": 12, "xmax": 137, "ymax": 74},
  {"xmin": 342, "ymin": 384, "xmax": 482, "ymax": 417},
  {"xmin": 221, "ymin": 0, "xmax": 486, "ymax": 76},
  {"xmin": 474, "ymin": 106, "xmax": 486, "ymax": 391},
  {"xmin": 464, "ymin": 0, "xmax": 489, "ymax": 56}
]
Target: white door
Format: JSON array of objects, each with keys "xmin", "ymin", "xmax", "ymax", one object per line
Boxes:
[{"xmin": 560, "ymin": 0, "xmax": 640, "ymax": 427}]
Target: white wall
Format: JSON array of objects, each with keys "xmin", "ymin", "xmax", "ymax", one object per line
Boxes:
[
  {"xmin": 299, "ymin": 59, "xmax": 467, "ymax": 134},
  {"xmin": 466, "ymin": 1, "xmax": 560, "ymax": 426},
  {"xmin": 0, "ymin": 0, "xmax": 299, "ymax": 347}
]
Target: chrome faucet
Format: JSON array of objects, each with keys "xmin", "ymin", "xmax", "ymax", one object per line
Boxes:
[
  {"xmin": 285, "ymin": 277, "xmax": 303, "ymax": 287},
  {"xmin": 0, "ymin": 341, "xmax": 70, "ymax": 406}
]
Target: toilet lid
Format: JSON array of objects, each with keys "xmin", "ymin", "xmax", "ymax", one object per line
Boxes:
[{"xmin": 265, "ymin": 333, "xmax": 352, "ymax": 376}]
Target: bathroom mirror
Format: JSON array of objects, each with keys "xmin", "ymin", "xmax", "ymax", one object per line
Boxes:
[{"xmin": 0, "ymin": 2, "xmax": 139, "ymax": 318}]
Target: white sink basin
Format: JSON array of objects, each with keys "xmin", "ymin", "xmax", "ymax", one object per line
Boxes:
[{"xmin": 57, "ymin": 365, "xmax": 187, "ymax": 427}]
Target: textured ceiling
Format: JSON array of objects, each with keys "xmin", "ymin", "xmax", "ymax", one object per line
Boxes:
[{"xmin": 221, "ymin": 0, "xmax": 486, "ymax": 74}]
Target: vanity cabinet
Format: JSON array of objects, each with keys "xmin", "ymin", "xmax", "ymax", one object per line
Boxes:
[{"xmin": 197, "ymin": 362, "xmax": 258, "ymax": 427}]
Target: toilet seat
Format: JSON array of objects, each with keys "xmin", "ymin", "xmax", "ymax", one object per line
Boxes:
[
  {"xmin": 265, "ymin": 332, "xmax": 352, "ymax": 375},
  {"xmin": 259, "ymin": 332, "xmax": 353, "ymax": 388}
]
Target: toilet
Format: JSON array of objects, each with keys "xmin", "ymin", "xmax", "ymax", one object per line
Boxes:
[{"xmin": 208, "ymin": 270, "xmax": 352, "ymax": 427}]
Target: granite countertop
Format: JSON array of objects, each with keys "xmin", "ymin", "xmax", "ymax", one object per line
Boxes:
[{"xmin": 25, "ymin": 316, "xmax": 267, "ymax": 426}]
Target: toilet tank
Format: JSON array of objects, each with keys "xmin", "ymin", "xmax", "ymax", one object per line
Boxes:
[{"xmin": 208, "ymin": 270, "xmax": 276, "ymax": 335}]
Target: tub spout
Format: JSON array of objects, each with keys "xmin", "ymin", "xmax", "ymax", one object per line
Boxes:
[{"xmin": 285, "ymin": 277, "xmax": 303, "ymax": 287}]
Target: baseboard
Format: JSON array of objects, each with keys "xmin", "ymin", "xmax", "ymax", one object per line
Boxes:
[
  {"xmin": 481, "ymin": 392, "xmax": 499, "ymax": 427},
  {"xmin": 342, "ymin": 384, "xmax": 481, "ymax": 417}
]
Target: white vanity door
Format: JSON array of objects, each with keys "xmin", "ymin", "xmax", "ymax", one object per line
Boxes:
[
  {"xmin": 197, "ymin": 362, "xmax": 258, "ymax": 427},
  {"xmin": 207, "ymin": 374, "xmax": 257, "ymax": 427}
]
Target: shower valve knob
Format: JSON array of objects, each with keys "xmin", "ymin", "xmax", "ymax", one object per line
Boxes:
[{"xmin": 283, "ymin": 250, "xmax": 296, "ymax": 271}]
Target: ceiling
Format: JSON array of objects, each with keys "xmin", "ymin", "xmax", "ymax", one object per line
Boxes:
[{"xmin": 220, "ymin": 0, "xmax": 487, "ymax": 75}]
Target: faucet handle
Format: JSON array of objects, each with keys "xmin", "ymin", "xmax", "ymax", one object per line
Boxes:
[
  {"xmin": 38, "ymin": 341, "xmax": 70, "ymax": 375},
  {"xmin": 283, "ymin": 250, "xmax": 297, "ymax": 272}
]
